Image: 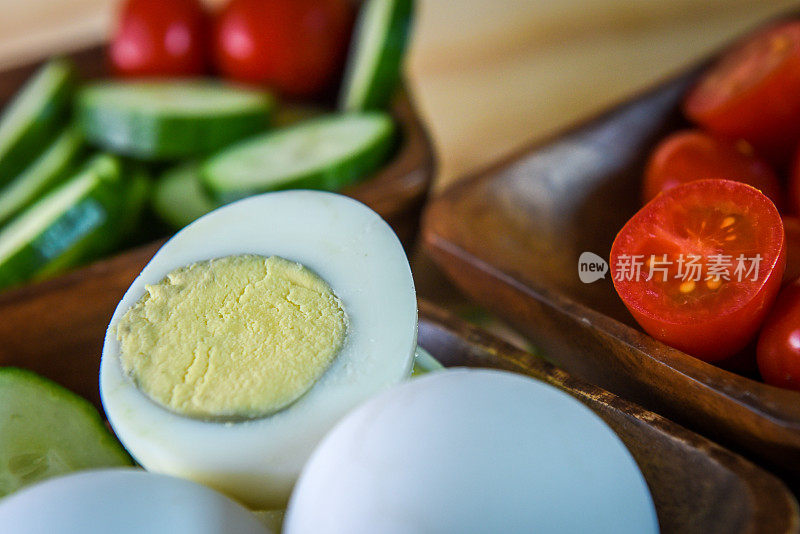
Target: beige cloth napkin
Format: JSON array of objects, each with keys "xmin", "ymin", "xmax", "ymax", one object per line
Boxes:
[{"xmin": 0, "ymin": 0, "xmax": 795, "ymax": 189}]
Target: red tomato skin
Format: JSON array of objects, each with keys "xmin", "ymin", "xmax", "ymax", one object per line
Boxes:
[
  {"xmin": 757, "ymin": 279, "xmax": 800, "ymax": 390},
  {"xmin": 611, "ymin": 180, "xmax": 786, "ymax": 361},
  {"xmin": 684, "ymin": 21, "xmax": 800, "ymax": 166},
  {"xmin": 109, "ymin": 0, "xmax": 208, "ymax": 77},
  {"xmin": 788, "ymin": 146, "xmax": 800, "ymax": 215},
  {"xmin": 213, "ymin": 0, "xmax": 354, "ymax": 98},
  {"xmin": 643, "ymin": 129, "xmax": 783, "ymax": 208},
  {"xmin": 783, "ymin": 217, "xmax": 800, "ymax": 284}
]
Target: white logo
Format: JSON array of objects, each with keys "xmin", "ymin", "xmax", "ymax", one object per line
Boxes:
[{"xmin": 578, "ymin": 252, "xmax": 608, "ymax": 283}]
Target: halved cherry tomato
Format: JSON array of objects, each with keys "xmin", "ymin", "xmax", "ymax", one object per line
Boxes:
[
  {"xmin": 611, "ymin": 179, "xmax": 786, "ymax": 361},
  {"xmin": 757, "ymin": 279, "xmax": 800, "ymax": 390},
  {"xmin": 213, "ymin": 0, "xmax": 354, "ymax": 98},
  {"xmin": 109, "ymin": 0, "xmax": 208, "ymax": 77},
  {"xmin": 782, "ymin": 217, "xmax": 800, "ymax": 284},
  {"xmin": 643, "ymin": 129, "xmax": 782, "ymax": 208},
  {"xmin": 684, "ymin": 21, "xmax": 800, "ymax": 166}
]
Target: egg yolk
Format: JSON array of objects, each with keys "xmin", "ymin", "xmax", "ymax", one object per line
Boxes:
[{"xmin": 116, "ymin": 255, "xmax": 348, "ymax": 420}]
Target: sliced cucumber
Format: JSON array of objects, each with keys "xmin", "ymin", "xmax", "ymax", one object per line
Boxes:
[
  {"xmin": 0, "ymin": 367, "xmax": 131, "ymax": 498},
  {"xmin": 272, "ymin": 103, "xmax": 325, "ymax": 128},
  {"xmin": 202, "ymin": 113, "xmax": 396, "ymax": 202},
  {"xmin": 0, "ymin": 126, "xmax": 84, "ymax": 226},
  {"xmin": 0, "ymin": 154, "xmax": 127, "ymax": 289},
  {"xmin": 339, "ymin": 0, "xmax": 413, "ymax": 111},
  {"xmin": 412, "ymin": 347, "xmax": 444, "ymax": 376},
  {"xmin": 252, "ymin": 510, "xmax": 285, "ymax": 532},
  {"xmin": 116, "ymin": 165, "xmax": 151, "ymax": 242},
  {"xmin": 0, "ymin": 59, "xmax": 74, "ymax": 185},
  {"xmin": 153, "ymin": 163, "xmax": 219, "ymax": 229},
  {"xmin": 77, "ymin": 81, "xmax": 274, "ymax": 161}
]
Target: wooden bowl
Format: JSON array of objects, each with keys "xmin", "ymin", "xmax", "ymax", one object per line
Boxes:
[
  {"xmin": 419, "ymin": 301, "xmax": 799, "ymax": 534},
  {"xmin": 0, "ymin": 45, "xmax": 433, "ymax": 250},
  {"xmin": 0, "ymin": 250, "xmax": 796, "ymax": 533},
  {"xmin": 422, "ymin": 24, "xmax": 800, "ymax": 478}
]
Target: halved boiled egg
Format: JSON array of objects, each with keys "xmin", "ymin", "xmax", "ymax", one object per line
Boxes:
[{"xmin": 100, "ymin": 191, "xmax": 417, "ymax": 509}]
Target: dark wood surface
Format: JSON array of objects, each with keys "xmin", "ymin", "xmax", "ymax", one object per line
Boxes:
[{"xmin": 422, "ymin": 23, "xmax": 800, "ymax": 480}]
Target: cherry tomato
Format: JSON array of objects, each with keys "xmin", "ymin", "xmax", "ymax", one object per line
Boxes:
[
  {"xmin": 715, "ymin": 343, "xmax": 759, "ymax": 378},
  {"xmin": 109, "ymin": 0, "xmax": 208, "ymax": 77},
  {"xmin": 757, "ymin": 279, "xmax": 800, "ymax": 390},
  {"xmin": 610, "ymin": 179, "xmax": 786, "ymax": 361},
  {"xmin": 788, "ymin": 145, "xmax": 800, "ymax": 214},
  {"xmin": 684, "ymin": 21, "xmax": 800, "ymax": 166},
  {"xmin": 213, "ymin": 0, "xmax": 354, "ymax": 98},
  {"xmin": 783, "ymin": 217, "xmax": 800, "ymax": 284},
  {"xmin": 643, "ymin": 130, "xmax": 782, "ymax": 208}
]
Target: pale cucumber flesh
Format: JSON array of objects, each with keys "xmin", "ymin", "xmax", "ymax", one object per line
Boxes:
[
  {"xmin": 0, "ymin": 368, "xmax": 131, "ymax": 498},
  {"xmin": 0, "ymin": 126, "xmax": 84, "ymax": 226},
  {"xmin": 203, "ymin": 113, "xmax": 395, "ymax": 201},
  {"xmin": 153, "ymin": 163, "xmax": 219, "ymax": 229}
]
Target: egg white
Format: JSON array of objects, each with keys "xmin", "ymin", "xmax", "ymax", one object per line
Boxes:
[
  {"xmin": 100, "ymin": 191, "xmax": 417, "ymax": 508},
  {"xmin": 0, "ymin": 469, "xmax": 269, "ymax": 534},
  {"xmin": 285, "ymin": 369, "xmax": 659, "ymax": 534}
]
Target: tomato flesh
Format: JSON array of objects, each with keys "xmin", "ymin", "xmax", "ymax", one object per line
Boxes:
[
  {"xmin": 109, "ymin": 0, "xmax": 208, "ymax": 77},
  {"xmin": 213, "ymin": 0, "xmax": 354, "ymax": 98},
  {"xmin": 643, "ymin": 129, "xmax": 782, "ymax": 209},
  {"xmin": 611, "ymin": 179, "xmax": 785, "ymax": 361},
  {"xmin": 757, "ymin": 280, "xmax": 800, "ymax": 391},
  {"xmin": 684, "ymin": 21, "xmax": 800, "ymax": 166}
]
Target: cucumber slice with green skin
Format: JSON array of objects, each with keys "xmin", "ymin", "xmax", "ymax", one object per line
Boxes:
[
  {"xmin": 0, "ymin": 126, "xmax": 84, "ymax": 226},
  {"xmin": 153, "ymin": 163, "xmax": 219, "ymax": 229},
  {"xmin": 0, "ymin": 367, "xmax": 131, "ymax": 498},
  {"xmin": 115, "ymin": 165, "xmax": 152, "ymax": 243},
  {"xmin": 339, "ymin": 0, "xmax": 413, "ymax": 111},
  {"xmin": 0, "ymin": 59, "xmax": 74, "ymax": 185},
  {"xmin": 411, "ymin": 347, "xmax": 444, "ymax": 376},
  {"xmin": 77, "ymin": 81, "xmax": 275, "ymax": 161},
  {"xmin": 202, "ymin": 113, "xmax": 396, "ymax": 202},
  {"xmin": 0, "ymin": 154, "xmax": 128, "ymax": 289}
]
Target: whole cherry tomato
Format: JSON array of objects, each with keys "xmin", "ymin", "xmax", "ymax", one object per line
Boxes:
[
  {"xmin": 757, "ymin": 279, "xmax": 800, "ymax": 391},
  {"xmin": 788, "ymin": 144, "xmax": 800, "ymax": 215},
  {"xmin": 643, "ymin": 129, "xmax": 782, "ymax": 208},
  {"xmin": 213, "ymin": 0, "xmax": 354, "ymax": 98},
  {"xmin": 684, "ymin": 21, "xmax": 800, "ymax": 166},
  {"xmin": 782, "ymin": 217, "xmax": 800, "ymax": 284},
  {"xmin": 109, "ymin": 0, "xmax": 208, "ymax": 77},
  {"xmin": 611, "ymin": 180, "xmax": 786, "ymax": 361}
]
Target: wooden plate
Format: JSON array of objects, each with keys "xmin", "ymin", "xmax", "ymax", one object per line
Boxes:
[
  {"xmin": 0, "ymin": 45, "xmax": 433, "ymax": 249},
  {"xmin": 0, "ymin": 244, "xmax": 795, "ymax": 533},
  {"xmin": 422, "ymin": 22, "xmax": 800, "ymax": 478}
]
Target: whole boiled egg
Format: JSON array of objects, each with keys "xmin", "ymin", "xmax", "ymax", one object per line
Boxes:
[
  {"xmin": 100, "ymin": 191, "xmax": 417, "ymax": 509},
  {"xmin": 0, "ymin": 469, "xmax": 270, "ymax": 533},
  {"xmin": 284, "ymin": 368, "xmax": 659, "ymax": 534}
]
